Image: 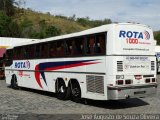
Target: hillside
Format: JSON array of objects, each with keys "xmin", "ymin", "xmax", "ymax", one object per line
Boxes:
[
  {"xmin": 0, "ymin": 5, "xmax": 159, "ymax": 42},
  {"xmin": 13, "ymin": 9, "xmax": 160, "ymax": 41},
  {"xmin": 14, "ymin": 9, "xmax": 89, "ymax": 34},
  {"xmin": 10, "ymin": 9, "xmax": 88, "ymax": 38},
  {"xmin": 11, "ymin": 9, "xmax": 111, "ymax": 39}
]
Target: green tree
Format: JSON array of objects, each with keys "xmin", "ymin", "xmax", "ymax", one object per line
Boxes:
[
  {"xmin": 0, "ymin": 11, "xmax": 21, "ymax": 37},
  {"xmin": 8, "ymin": 21, "xmax": 21, "ymax": 37},
  {"xmin": 45, "ymin": 26, "xmax": 61, "ymax": 37},
  {"xmin": 0, "ymin": 11, "xmax": 11, "ymax": 36},
  {"xmin": 0, "ymin": 0, "xmax": 15, "ymax": 16},
  {"xmin": 155, "ymin": 32, "xmax": 160, "ymax": 45}
]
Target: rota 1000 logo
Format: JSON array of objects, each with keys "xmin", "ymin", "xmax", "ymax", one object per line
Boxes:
[
  {"xmin": 119, "ymin": 30, "xmax": 150, "ymax": 44},
  {"xmin": 15, "ymin": 61, "xmax": 30, "ymax": 69}
]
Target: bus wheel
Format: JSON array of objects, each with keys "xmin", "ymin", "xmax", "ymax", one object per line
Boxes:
[
  {"xmin": 71, "ymin": 81, "xmax": 81, "ymax": 102},
  {"xmin": 11, "ymin": 75, "xmax": 19, "ymax": 89},
  {"xmin": 56, "ymin": 79, "xmax": 69, "ymax": 100}
]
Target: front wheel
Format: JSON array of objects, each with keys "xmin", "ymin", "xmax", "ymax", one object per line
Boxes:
[{"xmin": 11, "ymin": 75, "xmax": 19, "ymax": 89}]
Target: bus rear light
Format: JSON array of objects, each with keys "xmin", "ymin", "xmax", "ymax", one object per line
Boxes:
[
  {"xmin": 134, "ymin": 75, "xmax": 142, "ymax": 80},
  {"xmin": 125, "ymin": 79, "xmax": 132, "ymax": 84},
  {"xmin": 152, "ymin": 78, "xmax": 156, "ymax": 82},
  {"xmin": 116, "ymin": 80, "xmax": 124, "ymax": 85},
  {"xmin": 145, "ymin": 78, "xmax": 150, "ymax": 83}
]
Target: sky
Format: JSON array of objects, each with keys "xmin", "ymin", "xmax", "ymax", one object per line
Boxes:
[{"xmin": 22, "ymin": 0, "xmax": 160, "ymax": 31}]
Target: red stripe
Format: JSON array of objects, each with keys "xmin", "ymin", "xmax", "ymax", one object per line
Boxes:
[{"xmin": 35, "ymin": 65, "xmax": 43, "ymax": 88}]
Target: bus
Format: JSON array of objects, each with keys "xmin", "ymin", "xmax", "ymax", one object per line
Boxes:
[{"xmin": 5, "ymin": 23, "xmax": 157, "ymax": 101}]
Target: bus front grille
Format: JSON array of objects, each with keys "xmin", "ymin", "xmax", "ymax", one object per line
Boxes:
[{"xmin": 86, "ymin": 75, "xmax": 104, "ymax": 94}]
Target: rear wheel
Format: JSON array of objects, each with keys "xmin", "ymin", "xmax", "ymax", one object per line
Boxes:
[
  {"xmin": 71, "ymin": 81, "xmax": 81, "ymax": 102},
  {"xmin": 56, "ymin": 79, "xmax": 70, "ymax": 100}
]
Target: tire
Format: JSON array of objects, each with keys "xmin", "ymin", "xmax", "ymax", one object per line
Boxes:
[
  {"xmin": 71, "ymin": 81, "xmax": 81, "ymax": 102},
  {"xmin": 11, "ymin": 75, "xmax": 19, "ymax": 89},
  {"xmin": 56, "ymin": 79, "xmax": 70, "ymax": 100}
]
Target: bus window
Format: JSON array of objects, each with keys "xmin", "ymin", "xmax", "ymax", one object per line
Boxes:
[
  {"xmin": 66, "ymin": 39, "xmax": 72, "ymax": 55},
  {"xmin": 24, "ymin": 46, "xmax": 29, "ymax": 59},
  {"xmin": 14, "ymin": 47, "xmax": 23, "ymax": 60},
  {"xmin": 35, "ymin": 44, "xmax": 41, "ymax": 58},
  {"xmin": 19, "ymin": 47, "xmax": 24, "ymax": 59},
  {"xmin": 49, "ymin": 41, "xmax": 57, "ymax": 57},
  {"xmin": 57, "ymin": 41, "xmax": 64, "ymax": 56},
  {"xmin": 6, "ymin": 49, "xmax": 13, "ymax": 60},
  {"xmin": 29, "ymin": 45, "xmax": 35, "ymax": 59},
  {"xmin": 13, "ymin": 48, "xmax": 18, "ymax": 60},
  {"xmin": 86, "ymin": 36, "xmax": 96, "ymax": 55},
  {"xmin": 41, "ymin": 43, "xmax": 49, "ymax": 58},
  {"xmin": 86, "ymin": 33, "xmax": 106, "ymax": 55},
  {"xmin": 96, "ymin": 34, "xmax": 106, "ymax": 54},
  {"xmin": 66, "ymin": 37, "xmax": 84, "ymax": 56},
  {"xmin": 73, "ymin": 37, "xmax": 84, "ymax": 55},
  {"xmin": 5, "ymin": 49, "xmax": 13, "ymax": 66}
]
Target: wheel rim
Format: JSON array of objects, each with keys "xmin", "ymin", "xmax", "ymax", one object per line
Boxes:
[{"xmin": 59, "ymin": 86, "xmax": 65, "ymax": 93}]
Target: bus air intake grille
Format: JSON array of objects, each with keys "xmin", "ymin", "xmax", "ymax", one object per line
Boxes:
[
  {"xmin": 151, "ymin": 61, "xmax": 155, "ymax": 71},
  {"xmin": 117, "ymin": 61, "xmax": 123, "ymax": 72},
  {"xmin": 86, "ymin": 75, "xmax": 104, "ymax": 94}
]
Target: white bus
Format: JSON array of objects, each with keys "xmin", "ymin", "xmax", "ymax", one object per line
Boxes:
[{"xmin": 5, "ymin": 23, "xmax": 157, "ymax": 101}]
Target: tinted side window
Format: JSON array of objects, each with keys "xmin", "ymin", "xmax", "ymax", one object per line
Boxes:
[
  {"xmin": 56, "ymin": 41, "xmax": 64, "ymax": 56},
  {"xmin": 86, "ymin": 35, "xmax": 96, "ymax": 55},
  {"xmin": 66, "ymin": 37, "xmax": 85, "ymax": 56},
  {"xmin": 41, "ymin": 43, "xmax": 49, "ymax": 58},
  {"xmin": 6, "ymin": 49, "xmax": 13, "ymax": 60},
  {"xmin": 95, "ymin": 33, "xmax": 106, "ymax": 54},
  {"xmin": 49, "ymin": 41, "xmax": 57, "ymax": 58},
  {"xmin": 35, "ymin": 44, "xmax": 41, "ymax": 58},
  {"xmin": 24, "ymin": 45, "xmax": 35, "ymax": 59},
  {"xmin": 13, "ymin": 47, "xmax": 24, "ymax": 60},
  {"xmin": 86, "ymin": 33, "xmax": 106, "ymax": 55}
]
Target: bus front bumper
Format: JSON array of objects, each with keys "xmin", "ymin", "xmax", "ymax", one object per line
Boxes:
[{"xmin": 107, "ymin": 83, "xmax": 157, "ymax": 100}]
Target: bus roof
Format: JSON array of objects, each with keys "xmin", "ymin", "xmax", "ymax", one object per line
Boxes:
[{"xmin": 13, "ymin": 23, "xmax": 151, "ymax": 47}]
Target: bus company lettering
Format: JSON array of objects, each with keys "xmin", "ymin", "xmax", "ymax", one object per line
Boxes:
[
  {"xmin": 119, "ymin": 30, "xmax": 150, "ymax": 44},
  {"xmin": 15, "ymin": 61, "xmax": 30, "ymax": 69}
]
